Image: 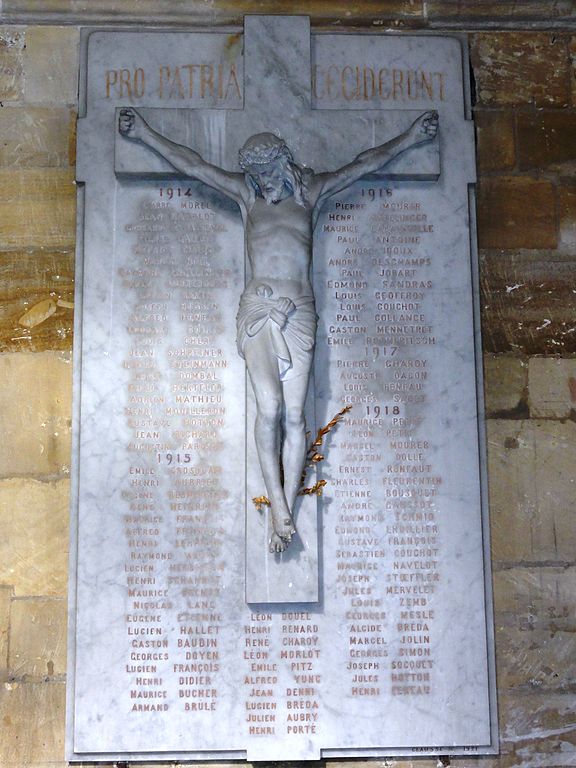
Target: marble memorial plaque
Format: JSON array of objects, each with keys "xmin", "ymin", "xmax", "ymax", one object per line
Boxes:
[{"xmin": 67, "ymin": 16, "xmax": 497, "ymax": 763}]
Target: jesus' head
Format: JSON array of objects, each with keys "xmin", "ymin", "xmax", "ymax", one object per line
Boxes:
[{"xmin": 238, "ymin": 133, "xmax": 305, "ymax": 206}]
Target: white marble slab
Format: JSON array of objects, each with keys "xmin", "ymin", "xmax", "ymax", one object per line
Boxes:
[{"xmin": 67, "ymin": 16, "xmax": 497, "ymax": 763}]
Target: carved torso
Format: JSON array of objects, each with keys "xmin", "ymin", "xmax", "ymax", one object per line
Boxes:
[{"xmin": 244, "ymin": 195, "xmax": 314, "ymax": 295}]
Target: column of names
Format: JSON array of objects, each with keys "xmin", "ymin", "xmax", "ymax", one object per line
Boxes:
[
  {"xmin": 120, "ymin": 185, "xmax": 235, "ymax": 716},
  {"xmin": 316, "ymin": 184, "xmax": 442, "ymax": 704}
]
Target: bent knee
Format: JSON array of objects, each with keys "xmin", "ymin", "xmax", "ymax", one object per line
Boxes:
[
  {"xmin": 257, "ymin": 396, "xmax": 283, "ymax": 423},
  {"xmin": 285, "ymin": 406, "xmax": 305, "ymax": 429}
]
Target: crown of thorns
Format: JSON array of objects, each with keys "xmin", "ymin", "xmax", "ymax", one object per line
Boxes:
[{"xmin": 238, "ymin": 133, "xmax": 293, "ymax": 170}]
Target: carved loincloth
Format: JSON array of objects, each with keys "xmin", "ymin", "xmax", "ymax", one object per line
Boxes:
[{"xmin": 236, "ymin": 285, "xmax": 317, "ymax": 381}]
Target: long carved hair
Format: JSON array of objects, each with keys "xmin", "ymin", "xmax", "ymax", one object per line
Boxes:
[{"xmin": 238, "ymin": 133, "xmax": 307, "ymax": 207}]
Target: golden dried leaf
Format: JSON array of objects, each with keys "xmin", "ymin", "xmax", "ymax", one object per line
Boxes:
[
  {"xmin": 252, "ymin": 495, "xmax": 271, "ymax": 511},
  {"xmin": 299, "ymin": 479, "xmax": 327, "ymax": 497},
  {"xmin": 18, "ymin": 298, "xmax": 57, "ymax": 328}
]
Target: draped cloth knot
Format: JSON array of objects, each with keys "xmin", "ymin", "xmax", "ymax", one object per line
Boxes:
[{"xmin": 236, "ymin": 284, "xmax": 317, "ymax": 381}]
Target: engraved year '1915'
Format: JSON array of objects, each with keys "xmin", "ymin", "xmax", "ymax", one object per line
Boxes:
[{"xmin": 157, "ymin": 452, "xmax": 192, "ymax": 464}]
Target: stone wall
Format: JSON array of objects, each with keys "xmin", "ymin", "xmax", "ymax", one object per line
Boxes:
[{"xmin": 0, "ymin": 3, "xmax": 574, "ymax": 767}]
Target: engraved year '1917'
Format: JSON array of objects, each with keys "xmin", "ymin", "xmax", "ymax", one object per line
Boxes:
[{"xmin": 366, "ymin": 345, "xmax": 398, "ymax": 358}]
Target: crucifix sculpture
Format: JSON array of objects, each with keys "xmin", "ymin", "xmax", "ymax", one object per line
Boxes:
[
  {"xmin": 118, "ymin": 107, "xmax": 438, "ymax": 554},
  {"xmin": 114, "ymin": 15, "xmax": 441, "ymax": 602}
]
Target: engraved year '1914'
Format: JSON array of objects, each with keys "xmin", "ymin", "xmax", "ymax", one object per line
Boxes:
[{"xmin": 159, "ymin": 186, "xmax": 194, "ymax": 199}]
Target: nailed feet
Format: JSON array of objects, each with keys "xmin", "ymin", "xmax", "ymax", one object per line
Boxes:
[{"xmin": 269, "ymin": 508, "xmax": 296, "ymax": 553}]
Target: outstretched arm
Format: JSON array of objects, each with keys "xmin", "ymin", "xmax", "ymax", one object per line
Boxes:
[
  {"xmin": 118, "ymin": 108, "xmax": 248, "ymax": 206},
  {"xmin": 311, "ymin": 111, "xmax": 439, "ymax": 206}
]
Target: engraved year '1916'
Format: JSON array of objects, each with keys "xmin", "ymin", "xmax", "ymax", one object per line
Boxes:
[{"xmin": 361, "ymin": 187, "xmax": 393, "ymax": 199}]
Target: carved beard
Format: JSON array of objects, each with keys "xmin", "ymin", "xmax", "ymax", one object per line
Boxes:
[
  {"xmin": 263, "ymin": 191, "xmax": 282, "ymax": 205},
  {"xmin": 262, "ymin": 181, "xmax": 291, "ymax": 205}
]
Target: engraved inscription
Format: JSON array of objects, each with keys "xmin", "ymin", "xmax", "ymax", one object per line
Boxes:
[
  {"xmin": 118, "ymin": 186, "xmax": 240, "ymax": 716},
  {"xmin": 105, "ymin": 63, "xmax": 242, "ymax": 102},
  {"xmin": 315, "ymin": 185, "xmax": 443, "ymax": 701},
  {"xmin": 313, "ymin": 66, "xmax": 446, "ymax": 103},
  {"xmin": 70, "ymin": 19, "xmax": 493, "ymax": 761}
]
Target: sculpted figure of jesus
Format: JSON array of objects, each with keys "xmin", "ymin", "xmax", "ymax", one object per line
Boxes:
[{"xmin": 119, "ymin": 108, "xmax": 439, "ymax": 554}]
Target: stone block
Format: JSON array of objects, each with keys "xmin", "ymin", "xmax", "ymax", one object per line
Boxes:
[
  {"xmin": 483, "ymin": 354, "xmax": 527, "ymax": 415},
  {"xmin": 528, "ymin": 357, "xmax": 576, "ymax": 418},
  {"xmin": 0, "ymin": 352, "xmax": 72, "ymax": 477},
  {"xmin": 470, "ymin": 33, "xmax": 571, "ymax": 108},
  {"xmin": 1, "ymin": 1, "xmax": 424, "ymax": 23},
  {"xmin": 23, "ymin": 26, "xmax": 79, "ymax": 105},
  {"xmin": 0, "ymin": 27, "xmax": 25, "ymax": 102},
  {"xmin": 517, "ymin": 111, "xmax": 576, "ymax": 173},
  {"xmin": 0, "ymin": 680, "xmax": 65, "ymax": 764},
  {"xmin": 0, "ymin": 586, "xmax": 12, "ymax": 680},
  {"xmin": 494, "ymin": 565, "xmax": 576, "ymax": 691},
  {"xmin": 477, "ymin": 177, "xmax": 557, "ymax": 250},
  {"xmin": 572, "ymin": 36, "xmax": 576, "ymax": 106},
  {"xmin": 496, "ymin": 621, "xmax": 576, "ymax": 693},
  {"xmin": 68, "ymin": 108, "xmax": 78, "ymax": 166},
  {"xmin": 0, "ymin": 106, "xmax": 73, "ymax": 168},
  {"xmin": 428, "ymin": 1, "xmax": 575, "ymax": 18},
  {"xmin": 1, "ymin": 764, "xmax": 68, "ymax": 768},
  {"xmin": 487, "ymin": 421, "xmax": 576, "ymax": 563},
  {"xmin": 0, "ymin": 169, "xmax": 76, "ymax": 249},
  {"xmin": 480, "ymin": 251, "xmax": 576, "ymax": 354},
  {"xmin": 0, "ymin": 478, "xmax": 69, "ymax": 597},
  {"xmin": 331, "ymin": 760, "xmax": 500, "ymax": 767},
  {"xmin": 8, "ymin": 598, "xmax": 66, "ymax": 681},
  {"xmin": 330, "ymin": 761, "xmax": 440, "ymax": 768},
  {"xmin": 474, "ymin": 110, "xmax": 516, "ymax": 173},
  {"xmin": 494, "ymin": 565, "xmax": 576, "ymax": 625},
  {"xmin": 0, "ymin": 249, "xmax": 75, "ymax": 353},
  {"xmin": 498, "ymin": 691, "xmax": 576, "ymax": 765},
  {"xmin": 559, "ymin": 184, "xmax": 576, "ymax": 254}
]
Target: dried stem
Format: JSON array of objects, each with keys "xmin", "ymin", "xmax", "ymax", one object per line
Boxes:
[
  {"xmin": 252, "ymin": 405, "xmax": 352, "ymax": 510},
  {"xmin": 299, "ymin": 404, "xmax": 352, "ymax": 494}
]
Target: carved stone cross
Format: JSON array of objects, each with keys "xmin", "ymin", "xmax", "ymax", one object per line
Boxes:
[{"xmin": 113, "ymin": 15, "xmax": 440, "ymax": 604}]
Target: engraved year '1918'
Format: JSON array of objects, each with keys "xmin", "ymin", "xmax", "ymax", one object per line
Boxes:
[{"xmin": 366, "ymin": 405, "xmax": 401, "ymax": 417}]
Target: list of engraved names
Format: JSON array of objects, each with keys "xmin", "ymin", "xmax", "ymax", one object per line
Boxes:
[
  {"xmin": 121, "ymin": 187, "xmax": 231, "ymax": 715},
  {"xmin": 114, "ymin": 179, "xmax": 446, "ymax": 738},
  {"xmin": 316, "ymin": 185, "xmax": 441, "ymax": 705}
]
